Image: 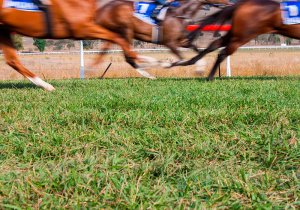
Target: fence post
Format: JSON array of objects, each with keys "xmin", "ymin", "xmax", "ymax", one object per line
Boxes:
[
  {"xmin": 80, "ymin": 41, "xmax": 85, "ymax": 79},
  {"xmin": 226, "ymin": 56, "xmax": 231, "ymax": 77}
]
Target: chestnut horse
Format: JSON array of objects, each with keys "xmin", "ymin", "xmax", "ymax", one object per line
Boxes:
[
  {"xmin": 94, "ymin": 0, "xmax": 230, "ymax": 76},
  {"xmin": 0, "ymin": 0, "xmax": 149, "ymax": 91},
  {"xmin": 180, "ymin": 0, "xmax": 300, "ymax": 80}
]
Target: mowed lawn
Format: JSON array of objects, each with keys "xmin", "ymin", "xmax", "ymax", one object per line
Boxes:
[{"xmin": 0, "ymin": 77, "xmax": 299, "ymax": 209}]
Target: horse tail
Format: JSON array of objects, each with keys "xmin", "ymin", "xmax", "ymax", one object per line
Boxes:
[{"xmin": 187, "ymin": 4, "xmax": 238, "ymax": 42}]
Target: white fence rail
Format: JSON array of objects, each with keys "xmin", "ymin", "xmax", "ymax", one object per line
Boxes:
[{"xmin": 13, "ymin": 45, "xmax": 300, "ymax": 56}]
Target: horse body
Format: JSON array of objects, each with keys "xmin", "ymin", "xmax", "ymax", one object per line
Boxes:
[
  {"xmin": 0, "ymin": 0, "xmax": 101, "ymax": 38},
  {"xmin": 181, "ymin": 0, "xmax": 300, "ymax": 80},
  {"xmin": 0, "ymin": 0, "xmax": 143, "ymax": 90},
  {"xmin": 95, "ymin": 0, "xmax": 230, "ymax": 69},
  {"xmin": 0, "ymin": 0, "xmax": 67, "ymax": 38},
  {"xmin": 96, "ymin": 1, "xmax": 187, "ymax": 47}
]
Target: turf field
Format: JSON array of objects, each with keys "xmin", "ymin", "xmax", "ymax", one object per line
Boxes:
[{"xmin": 0, "ymin": 77, "xmax": 299, "ymax": 209}]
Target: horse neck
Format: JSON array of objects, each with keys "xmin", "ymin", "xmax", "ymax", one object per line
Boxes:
[{"xmin": 174, "ymin": 1, "xmax": 204, "ymax": 19}]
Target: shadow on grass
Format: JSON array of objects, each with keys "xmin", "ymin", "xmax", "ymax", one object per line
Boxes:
[
  {"xmin": 0, "ymin": 80, "xmax": 64, "ymax": 90},
  {"xmin": 0, "ymin": 82, "xmax": 38, "ymax": 90},
  {"xmin": 0, "ymin": 76, "xmax": 298, "ymax": 90}
]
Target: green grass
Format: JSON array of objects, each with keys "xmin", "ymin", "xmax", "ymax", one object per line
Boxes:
[{"xmin": 0, "ymin": 77, "xmax": 299, "ymax": 209}]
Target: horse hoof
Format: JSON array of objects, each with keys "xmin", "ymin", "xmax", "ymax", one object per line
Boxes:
[
  {"xmin": 207, "ymin": 77, "xmax": 214, "ymax": 81},
  {"xmin": 44, "ymin": 84, "xmax": 56, "ymax": 92},
  {"xmin": 27, "ymin": 77, "xmax": 55, "ymax": 91},
  {"xmin": 136, "ymin": 68, "xmax": 156, "ymax": 80},
  {"xmin": 138, "ymin": 55, "xmax": 159, "ymax": 67},
  {"xmin": 161, "ymin": 62, "xmax": 172, "ymax": 68},
  {"xmin": 195, "ymin": 59, "xmax": 207, "ymax": 74},
  {"xmin": 148, "ymin": 75, "xmax": 156, "ymax": 80}
]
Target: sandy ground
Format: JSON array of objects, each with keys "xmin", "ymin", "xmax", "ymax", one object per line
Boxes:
[{"xmin": 1, "ymin": 49, "xmax": 300, "ymax": 81}]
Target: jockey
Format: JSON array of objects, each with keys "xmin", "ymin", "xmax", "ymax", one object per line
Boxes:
[
  {"xmin": 155, "ymin": 0, "xmax": 170, "ymax": 4},
  {"xmin": 151, "ymin": 0, "xmax": 175, "ymax": 21}
]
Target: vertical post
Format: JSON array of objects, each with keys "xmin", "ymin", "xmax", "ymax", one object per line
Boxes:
[
  {"xmin": 226, "ymin": 56, "xmax": 231, "ymax": 77},
  {"xmin": 80, "ymin": 40, "xmax": 85, "ymax": 79}
]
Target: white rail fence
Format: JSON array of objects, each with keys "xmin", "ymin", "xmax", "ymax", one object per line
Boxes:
[
  {"xmin": 5, "ymin": 42, "xmax": 300, "ymax": 79},
  {"xmin": 15, "ymin": 44, "xmax": 300, "ymax": 56}
]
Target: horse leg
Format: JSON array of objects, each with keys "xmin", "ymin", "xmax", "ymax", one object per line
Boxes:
[
  {"xmin": 207, "ymin": 49, "xmax": 228, "ymax": 81},
  {"xmin": 207, "ymin": 36, "xmax": 252, "ymax": 81},
  {"xmin": 190, "ymin": 44, "xmax": 201, "ymax": 53},
  {"xmin": 92, "ymin": 41, "xmax": 112, "ymax": 66},
  {"xmin": 93, "ymin": 38, "xmax": 145, "ymax": 70},
  {"xmin": 93, "ymin": 28, "xmax": 156, "ymax": 79},
  {"xmin": 0, "ymin": 32, "xmax": 55, "ymax": 91},
  {"xmin": 161, "ymin": 43, "xmax": 185, "ymax": 68},
  {"xmin": 93, "ymin": 39, "xmax": 156, "ymax": 79},
  {"xmin": 180, "ymin": 33, "xmax": 231, "ymax": 66},
  {"xmin": 120, "ymin": 28, "xmax": 140, "ymax": 68},
  {"xmin": 123, "ymin": 28, "xmax": 158, "ymax": 79},
  {"xmin": 107, "ymin": 34, "xmax": 158, "ymax": 79},
  {"xmin": 83, "ymin": 26, "xmax": 141, "ymax": 71},
  {"xmin": 133, "ymin": 56, "xmax": 159, "ymax": 79},
  {"xmin": 126, "ymin": 55, "xmax": 158, "ymax": 80}
]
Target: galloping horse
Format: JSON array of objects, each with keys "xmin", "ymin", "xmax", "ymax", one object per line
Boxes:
[
  {"xmin": 0, "ymin": 0, "xmax": 146, "ymax": 90},
  {"xmin": 94, "ymin": 0, "xmax": 230, "ymax": 77},
  {"xmin": 179, "ymin": 0, "xmax": 300, "ymax": 80}
]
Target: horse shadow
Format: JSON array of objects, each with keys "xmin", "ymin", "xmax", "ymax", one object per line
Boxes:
[
  {"xmin": 0, "ymin": 82, "xmax": 37, "ymax": 90},
  {"xmin": 0, "ymin": 76, "xmax": 298, "ymax": 90}
]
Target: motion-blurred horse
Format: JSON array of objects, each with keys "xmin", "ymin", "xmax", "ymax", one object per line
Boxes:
[
  {"xmin": 0, "ymin": 0, "xmax": 148, "ymax": 90},
  {"xmin": 180, "ymin": 0, "xmax": 300, "ymax": 80},
  {"xmin": 94, "ymin": 0, "xmax": 230, "ymax": 78}
]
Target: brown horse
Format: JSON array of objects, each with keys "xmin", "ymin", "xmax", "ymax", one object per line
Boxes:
[
  {"xmin": 179, "ymin": 0, "xmax": 300, "ymax": 80},
  {"xmin": 94, "ymin": 0, "xmax": 230, "ymax": 78},
  {"xmin": 0, "ymin": 0, "xmax": 144, "ymax": 91}
]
